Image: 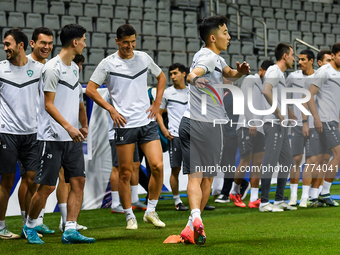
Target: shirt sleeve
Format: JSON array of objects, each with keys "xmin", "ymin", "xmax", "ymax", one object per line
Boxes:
[
  {"xmin": 311, "ymin": 66, "xmax": 328, "ymax": 89},
  {"xmin": 43, "ymin": 65, "xmax": 60, "ymax": 92},
  {"xmin": 194, "ymin": 54, "xmax": 215, "ymax": 74},
  {"xmin": 90, "ymin": 58, "xmax": 110, "ymax": 86},
  {"xmin": 146, "ymin": 53, "xmax": 162, "ymax": 77},
  {"xmin": 264, "ymin": 67, "xmax": 280, "ymax": 88}
]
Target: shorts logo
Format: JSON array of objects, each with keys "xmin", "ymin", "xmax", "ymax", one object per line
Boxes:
[
  {"xmin": 73, "ymin": 70, "xmax": 77, "ymax": 77},
  {"xmin": 27, "ymin": 70, "xmax": 33, "ymax": 77},
  {"xmin": 120, "ymin": 136, "xmax": 124, "ymax": 141},
  {"xmin": 2, "ymin": 144, "xmax": 6, "ymax": 149},
  {"xmin": 47, "ymin": 154, "xmax": 52, "ymax": 159},
  {"xmin": 245, "ymin": 136, "xmax": 249, "ymax": 140}
]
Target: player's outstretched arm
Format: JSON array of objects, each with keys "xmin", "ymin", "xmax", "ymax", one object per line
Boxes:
[
  {"xmin": 147, "ymin": 71, "xmax": 166, "ymax": 119},
  {"xmin": 86, "ymin": 80, "xmax": 127, "ymax": 127},
  {"xmin": 222, "ymin": 61, "xmax": 250, "ymax": 80},
  {"xmin": 45, "ymin": 91, "xmax": 84, "ymax": 142}
]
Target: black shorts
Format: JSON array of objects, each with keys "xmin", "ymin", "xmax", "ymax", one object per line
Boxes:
[
  {"xmin": 109, "ymin": 140, "xmax": 139, "ymax": 167},
  {"xmin": 179, "ymin": 117, "xmax": 222, "ymax": 177},
  {"xmin": 291, "ymin": 126, "xmax": 305, "ymax": 156},
  {"xmin": 0, "ymin": 133, "xmax": 39, "ymax": 174},
  {"xmin": 236, "ymin": 128, "xmax": 265, "ymax": 159},
  {"xmin": 115, "ymin": 121, "xmax": 160, "ymax": 145},
  {"xmin": 321, "ymin": 121, "xmax": 340, "ymax": 152},
  {"xmin": 35, "ymin": 141, "xmax": 85, "ymax": 186},
  {"xmin": 169, "ymin": 137, "xmax": 182, "ymax": 168}
]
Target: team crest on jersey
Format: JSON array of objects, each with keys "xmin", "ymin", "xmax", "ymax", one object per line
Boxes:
[
  {"xmin": 27, "ymin": 70, "xmax": 33, "ymax": 77},
  {"xmin": 73, "ymin": 70, "xmax": 77, "ymax": 77}
]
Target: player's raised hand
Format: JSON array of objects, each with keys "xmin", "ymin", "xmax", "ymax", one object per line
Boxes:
[{"xmin": 236, "ymin": 61, "xmax": 250, "ymax": 75}]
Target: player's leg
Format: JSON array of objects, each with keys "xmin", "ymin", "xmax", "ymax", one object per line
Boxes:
[
  {"xmin": 248, "ymin": 151, "xmax": 264, "ymax": 208},
  {"xmin": 130, "ymin": 145, "xmax": 146, "ymax": 210},
  {"xmin": 18, "ymin": 165, "xmax": 28, "ymax": 225},
  {"xmin": 57, "ymin": 167, "xmax": 73, "ymax": 231}
]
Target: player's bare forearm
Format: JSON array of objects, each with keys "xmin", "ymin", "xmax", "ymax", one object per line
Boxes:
[
  {"xmin": 79, "ymin": 102, "xmax": 88, "ymax": 129},
  {"xmin": 154, "ymin": 72, "xmax": 166, "ymax": 106},
  {"xmin": 86, "ymin": 80, "xmax": 116, "ymax": 114},
  {"xmin": 307, "ymin": 85, "xmax": 320, "ymax": 120}
]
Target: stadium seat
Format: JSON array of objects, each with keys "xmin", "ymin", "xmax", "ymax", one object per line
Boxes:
[
  {"xmin": 129, "ymin": 7, "xmax": 143, "ymax": 20},
  {"xmin": 302, "ymin": 1, "xmax": 312, "ymax": 11},
  {"xmin": 78, "ymin": 17, "xmax": 93, "ymax": 32},
  {"xmin": 52, "ymin": 46, "xmax": 62, "ymax": 58},
  {"xmin": 260, "ymin": 0, "xmax": 270, "ymax": 8},
  {"xmin": 279, "ymin": 30, "xmax": 290, "ymax": 44},
  {"xmin": 115, "ymin": 6, "xmax": 128, "ymax": 19},
  {"xmin": 306, "ymin": 11, "xmax": 316, "ymax": 22},
  {"xmin": 89, "ymin": 48, "xmax": 105, "ymax": 65},
  {"xmin": 158, "ymin": 0, "xmax": 171, "ymax": 9},
  {"xmin": 161, "ymin": 67, "xmax": 170, "ymax": 85},
  {"xmin": 158, "ymin": 37, "xmax": 171, "ymax": 51},
  {"xmin": 115, "ymin": 0, "xmax": 129, "ymax": 6},
  {"xmin": 130, "ymin": 0, "xmax": 143, "ymax": 7},
  {"xmin": 296, "ymin": 11, "xmax": 305, "ymax": 21},
  {"xmin": 245, "ymin": 55, "xmax": 257, "ymax": 72},
  {"xmin": 50, "ymin": 1, "xmax": 64, "ymax": 15},
  {"xmin": 33, "ymin": 0, "xmax": 48, "ymax": 14},
  {"xmin": 84, "ymin": 65, "xmax": 96, "ymax": 83},
  {"xmin": 337, "ymin": 35, "xmax": 340, "ymax": 45},
  {"xmin": 333, "ymin": 25, "xmax": 340, "ymax": 35},
  {"xmin": 291, "ymin": 1, "xmax": 301, "ymax": 10},
  {"xmin": 276, "ymin": 19, "xmax": 287, "ymax": 30},
  {"xmin": 185, "ymin": 24, "xmax": 198, "ymax": 38},
  {"xmin": 228, "ymin": 40, "xmax": 241, "ymax": 55},
  {"xmin": 249, "ymin": 0, "xmax": 260, "ymax": 7},
  {"xmin": 300, "ymin": 22, "xmax": 310, "ymax": 33},
  {"xmin": 241, "ymin": 6, "xmax": 251, "ymax": 16},
  {"xmin": 275, "ymin": 9, "xmax": 285, "ymax": 20},
  {"xmin": 158, "ymin": 9, "xmax": 170, "ymax": 22},
  {"xmin": 189, "ymin": 0, "xmax": 201, "ymax": 7},
  {"xmin": 218, "ymin": 2, "xmax": 227, "ymax": 15},
  {"xmin": 316, "ymin": 13, "xmax": 325, "ymax": 23},
  {"xmin": 285, "ymin": 10, "xmax": 295, "ymax": 20},
  {"xmin": 106, "ymin": 48, "xmax": 116, "ymax": 57},
  {"xmin": 325, "ymin": 34, "xmax": 335, "ymax": 47},
  {"xmin": 228, "ymin": 15, "xmax": 238, "ymax": 33},
  {"xmin": 22, "ymin": 28, "xmax": 34, "ymax": 42},
  {"xmin": 142, "ymin": 36, "xmax": 157, "ymax": 50},
  {"xmin": 112, "ymin": 19, "xmax": 126, "ymax": 34},
  {"xmin": 0, "ymin": 12, "xmax": 6, "ymax": 27},
  {"xmin": 82, "ymin": 48, "xmax": 88, "ymax": 64},
  {"xmin": 327, "ymin": 13, "xmax": 337, "ymax": 24},
  {"xmin": 96, "ymin": 18, "xmax": 111, "ymax": 33},
  {"xmin": 142, "ymin": 21, "xmax": 156, "ymax": 36},
  {"xmin": 144, "ymin": 8, "xmax": 157, "ymax": 21},
  {"xmin": 78, "ymin": 70, "xmax": 84, "ymax": 84},
  {"xmin": 281, "ymin": 0, "xmax": 291, "ymax": 9},
  {"xmin": 322, "ymin": 24, "xmax": 331, "ymax": 34},
  {"xmin": 323, "ymin": 4, "xmax": 332, "ymax": 13},
  {"xmin": 43, "ymin": 15, "xmax": 60, "ymax": 31},
  {"xmin": 69, "ymin": 2, "xmax": 83, "ymax": 16},
  {"xmin": 61, "ymin": 15, "xmax": 76, "ymax": 28},
  {"xmin": 254, "ymin": 28, "xmax": 264, "ymax": 47},
  {"xmin": 0, "ymin": 44, "xmax": 6, "ymax": 60},
  {"xmin": 92, "ymin": 33, "xmax": 107, "ymax": 48},
  {"xmin": 252, "ymin": 7, "xmax": 263, "ymax": 18},
  {"xmin": 185, "ymin": 11, "xmax": 197, "ymax": 23},
  {"xmin": 0, "ymin": 0, "xmax": 14, "ymax": 11},
  {"xmin": 291, "ymin": 31, "xmax": 302, "ymax": 41},
  {"xmin": 271, "ymin": 0, "xmax": 281, "ymax": 8},
  {"xmin": 311, "ymin": 22, "xmax": 321, "ymax": 33},
  {"xmin": 173, "ymin": 53, "xmax": 187, "ymax": 68},
  {"xmin": 129, "ymin": 20, "xmax": 141, "ymax": 35},
  {"xmin": 231, "ymin": 55, "xmax": 244, "ymax": 69},
  {"xmin": 26, "ymin": 13, "xmax": 42, "ymax": 28},
  {"xmin": 302, "ymin": 32, "xmax": 313, "ymax": 45},
  {"xmin": 72, "ymin": 0, "xmax": 86, "ymax": 2},
  {"xmin": 287, "ymin": 20, "xmax": 298, "ymax": 31},
  {"xmin": 171, "ymin": 10, "xmax": 184, "ymax": 23},
  {"xmin": 135, "ymin": 39, "xmax": 141, "ymax": 50},
  {"xmin": 8, "ymin": 12, "xmax": 24, "ymax": 28},
  {"xmin": 187, "ymin": 52, "xmax": 195, "ymax": 67},
  {"xmin": 187, "ymin": 38, "xmax": 200, "ymax": 52},
  {"xmin": 263, "ymin": 8, "xmax": 274, "ymax": 18},
  {"xmin": 265, "ymin": 18, "xmax": 276, "ymax": 30},
  {"xmin": 99, "ymin": 5, "xmax": 113, "ymax": 18},
  {"xmin": 107, "ymin": 34, "xmax": 118, "ymax": 49},
  {"xmin": 84, "ymin": 4, "xmax": 98, "ymax": 17},
  {"xmin": 241, "ymin": 16, "xmax": 253, "ymax": 34},
  {"xmin": 101, "ymin": 0, "xmax": 114, "ymax": 3},
  {"xmin": 333, "ymin": 4, "xmax": 340, "ymax": 14},
  {"xmin": 157, "ymin": 22, "xmax": 170, "ymax": 37},
  {"xmin": 16, "ymin": 0, "xmax": 32, "ymax": 13},
  {"xmin": 144, "ymin": 0, "xmax": 157, "ymax": 8},
  {"xmin": 254, "ymin": 17, "xmax": 264, "ymax": 29},
  {"xmin": 172, "ymin": 38, "xmax": 185, "ymax": 52},
  {"xmin": 241, "ymin": 41, "xmax": 254, "ymax": 55},
  {"xmin": 157, "ymin": 51, "xmax": 171, "ymax": 67},
  {"xmin": 313, "ymin": 2, "xmax": 322, "ymax": 12},
  {"xmin": 172, "ymin": 23, "xmax": 184, "ymax": 37},
  {"xmin": 268, "ymin": 29, "xmax": 279, "ymax": 47},
  {"xmin": 313, "ymin": 33, "xmax": 324, "ymax": 46}
]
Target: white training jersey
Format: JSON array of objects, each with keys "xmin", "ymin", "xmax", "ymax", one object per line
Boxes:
[
  {"xmin": 160, "ymin": 86, "xmax": 188, "ymax": 137},
  {"xmin": 27, "ymin": 53, "xmax": 48, "ymax": 64},
  {"xmin": 37, "ymin": 55, "xmax": 81, "ymax": 141},
  {"xmin": 302, "ymin": 74, "xmax": 316, "ymax": 128},
  {"xmin": 286, "ymin": 70, "xmax": 315, "ymax": 126},
  {"xmin": 183, "ymin": 47, "xmax": 229, "ymax": 123},
  {"xmin": 262, "ymin": 64, "xmax": 286, "ymax": 123},
  {"xmin": 90, "ymin": 50, "xmax": 162, "ymax": 129},
  {"xmin": 0, "ymin": 58, "xmax": 43, "ymax": 135},
  {"xmin": 311, "ymin": 63, "xmax": 340, "ymax": 123},
  {"xmin": 236, "ymin": 73, "xmax": 264, "ymax": 134}
]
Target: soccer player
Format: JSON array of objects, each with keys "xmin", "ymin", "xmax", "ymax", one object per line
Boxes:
[
  {"xmin": 157, "ymin": 63, "xmax": 189, "ymax": 211},
  {"xmin": 229, "ymin": 60, "xmax": 274, "ymax": 209},
  {"xmin": 86, "ymin": 24, "xmax": 167, "ymax": 230},
  {"xmin": 0, "ymin": 28, "xmax": 43, "ymax": 239},
  {"xmin": 306, "ymin": 43, "xmax": 340, "ymax": 207},
  {"xmin": 259, "ymin": 43, "xmax": 297, "ymax": 212},
  {"xmin": 17, "ymin": 26, "xmax": 54, "ymax": 234},
  {"xmin": 287, "ymin": 49, "xmax": 317, "ymax": 207},
  {"xmin": 179, "ymin": 16, "xmax": 250, "ymax": 245},
  {"xmin": 24, "ymin": 24, "xmax": 94, "ymax": 244}
]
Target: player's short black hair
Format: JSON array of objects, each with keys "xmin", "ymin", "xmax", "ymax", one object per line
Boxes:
[
  {"xmin": 4, "ymin": 28, "xmax": 28, "ymax": 51},
  {"xmin": 60, "ymin": 24, "xmax": 86, "ymax": 47},
  {"xmin": 73, "ymin": 54, "xmax": 85, "ymax": 64},
  {"xmin": 299, "ymin": 49, "xmax": 315, "ymax": 61},
  {"xmin": 31, "ymin": 27, "xmax": 53, "ymax": 42},
  {"xmin": 275, "ymin": 43, "xmax": 292, "ymax": 61},
  {"xmin": 117, "ymin": 24, "xmax": 136, "ymax": 40},
  {"xmin": 331, "ymin": 43, "xmax": 340, "ymax": 55},
  {"xmin": 317, "ymin": 49, "xmax": 332, "ymax": 61},
  {"xmin": 260, "ymin": 60, "xmax": 274, "ymax": 70},
  {"xmin": 199, "ymin": 15, "xmax": 227, "ymax": 43},
  {"xmin": 169, "ymin": 63, "xmax": 187, "ymax": 74}
]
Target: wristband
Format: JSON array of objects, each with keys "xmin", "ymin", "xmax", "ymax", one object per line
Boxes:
[
  {"xmin": 192, "ymin": 76, "xmax": 199, "ymax": 85},
  {"xmin": 302, "ymin": 120, "xmax": 308, "ymax": 123}
]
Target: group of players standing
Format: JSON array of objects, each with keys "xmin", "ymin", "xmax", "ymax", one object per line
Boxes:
[{"xmin": 1, "ymin": 14, "xmax": 340, "ymax": 246}]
